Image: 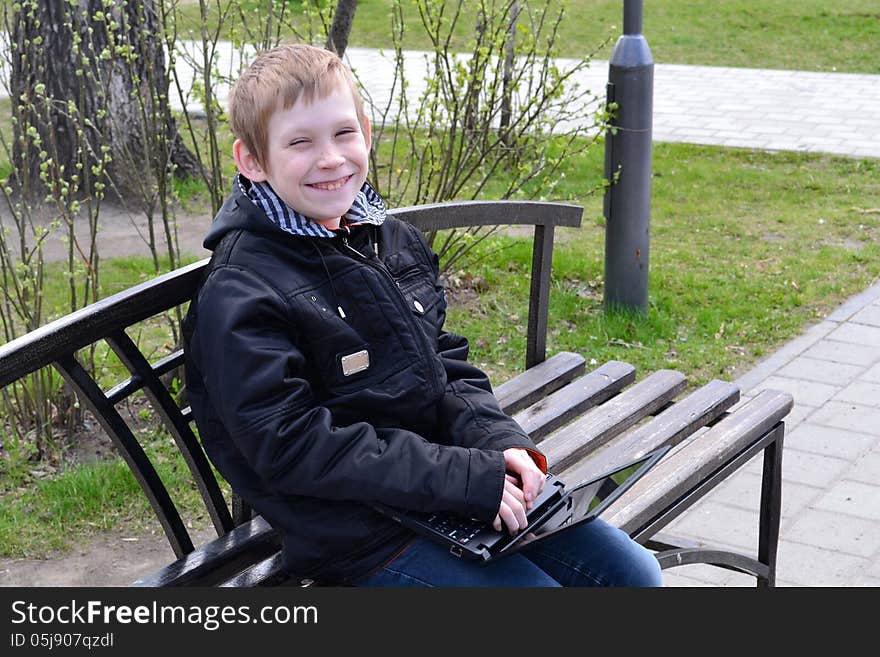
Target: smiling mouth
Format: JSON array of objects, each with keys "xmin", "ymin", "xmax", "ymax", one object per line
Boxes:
[{"xmin": 308, "ymin": 175, "xmax": 353, "ymax": 191}]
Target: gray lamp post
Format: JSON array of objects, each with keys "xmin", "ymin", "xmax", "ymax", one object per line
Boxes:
[{"xmin": 603, "ymin": 0, "xmax": 654, "ymax": 313}]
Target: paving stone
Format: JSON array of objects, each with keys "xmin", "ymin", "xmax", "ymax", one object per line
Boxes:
[
  {"xmin": 851, "ymin": 303, "xmax": 880, "ymax": 327},
  {"xmin": 755, "ymin": 375, "xmax": 839, "ymax": 408},
  {"xmin": 827, "ymin": 322, "xmax": 880, "ymax": 348},
  {"xmin": 784, "ymin": 509, "xmax": 880, "ymax": 558},
  {"xmin": 778, "ymin": 448, "xmax": 851, "ymax": 488},
  {"xmin": 706, "ymin": 469, "xmax": 762, "ymax": 510},
  {"xmin": 663, "ymin": 500, "xmax": 759, "ymax": 553},
  {"xmin": 846, "ymin": 451, "xmax": 880, "ymax": 486},
  {"xmin": 803, "ymin": 340, "xmax": 880, "ymax": 367},
  {"xmin": 862, "ymin": 362, "xmax": 880, "ymax": 383},
  {"xmin": 705, "ymin": 469, "xmax": 820, "ymax": 528},
  {"xmin": 833, "ymin": 380, "xmax": 880, "ymax": 406},
  {"xmin": 809, "ymin": 400, "xmax": 880, "ymax": 434},
  {"xmin": 774, "ymin": 541, "xmax": 871, "ymax": 586},
  {"xmin": 785, "ymin": 423, "xmax": 876, "ymax": 461},
  {"xmin": 776, "ymin": 356, "xmax": 863, "ymax": 386},
  {"xmin": 811, "ymin": 480, "xmax": 880, "ymax": 521}
]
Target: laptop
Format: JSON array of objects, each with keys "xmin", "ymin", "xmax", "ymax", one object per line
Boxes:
[{"xmin": 371, "ymin": 445, "xmax": 670, "ymax": 563}]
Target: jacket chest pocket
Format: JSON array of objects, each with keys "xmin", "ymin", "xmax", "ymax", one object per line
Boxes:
[
  {"xmin": 398, "ymin": 275, "xmax": 444, "ymax": 342},
  {"xmin": 292, "ymin": 273, "xmax": 422, "ymax": 394},
  {"xmin": 385, "ymin": 251, "xmax": 446, "ymax": 337}
]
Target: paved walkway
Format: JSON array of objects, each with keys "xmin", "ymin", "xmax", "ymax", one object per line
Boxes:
[
  {"xmin": 343, "ymin": 48, "xmax": 880, "ymax": 159},
  {"xmin": 168, "ymin": 45, "xmax": 880, "ymax": 159},
  {"xmin": 664, "ymin": 283, "xmax": 880, "ymax": 587}
]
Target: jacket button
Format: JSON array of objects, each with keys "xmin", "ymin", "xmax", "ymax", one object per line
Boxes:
[{"xmin": 413, "ymin": 299, "xmax": 424, "ymax": 314}]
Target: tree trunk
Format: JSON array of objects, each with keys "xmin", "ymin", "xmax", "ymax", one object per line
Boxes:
[
  {"xmin": 7, "ymin": 0, "xmax": 201, "ymax": 203},
  {"xmin": 325, "ymin": 0, "xmax": 359, "ymax": 58}
]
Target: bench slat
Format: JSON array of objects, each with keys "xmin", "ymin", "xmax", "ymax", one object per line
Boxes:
[
  {"xmin": 539, "ymin": 369, "xmax": 688, "ymax": 473},
  {"xmin": 219, "ymin": 552, "xmax": 292, "ymax": 588},
  {"xmin": 559, "ymin": 378, "xmax": 741, "ymax": 484},
  {"xmin": 131, "ymin": 516, "xmax": 280, "ymax": 587},
  {"xmin": 494, "ymin": 351, "xmax": 585, "ymax": 415},
  {"xmin": 601, "ymin": 389, "xmax": 794, "ymax": 536},
  {"xmin": 512, "ymin": 360, "xmax": 636, "ymax": 442}
]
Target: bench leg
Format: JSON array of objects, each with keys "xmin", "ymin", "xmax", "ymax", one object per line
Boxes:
[
  {"xmin": 646, "ymin": 421, "xmax": 786, "ymax": 587},
  {"xmin": 757, "ymin": 422, "xmax": 784, "ymax": 588}
]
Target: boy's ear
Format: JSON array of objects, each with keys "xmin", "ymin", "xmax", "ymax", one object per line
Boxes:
[
  {"xmin": 233, "ymin": 138, "xmax": 268, "ymax": 182},
  {"xmin": 362, "ymin": 115, "xmax": 372, "ymax": 152}
]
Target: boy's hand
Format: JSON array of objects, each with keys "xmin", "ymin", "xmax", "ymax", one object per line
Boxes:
[
  {"xmin": 503, "ymin": 448, "xmax": 545, "ymax": 510},
  {"xmin": 492, "ymin": 474, "xmax": 529, "ymax": 535}
]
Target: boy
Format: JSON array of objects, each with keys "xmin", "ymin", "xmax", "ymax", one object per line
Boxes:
[{"xmin": 182, "ymin": 43, "xmax": 662, "ymax": 586}]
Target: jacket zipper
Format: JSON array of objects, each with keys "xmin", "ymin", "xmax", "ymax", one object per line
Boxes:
[{"xmin": 337, "ymin": 234, "xmax": 444, "ymax": 397}]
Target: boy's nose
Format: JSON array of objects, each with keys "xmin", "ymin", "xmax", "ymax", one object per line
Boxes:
[{"xmin": 317, "ymin": 147, "xmax": 345, "ymax": 168}]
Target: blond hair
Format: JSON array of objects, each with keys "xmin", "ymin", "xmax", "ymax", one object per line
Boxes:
[{"xmin": 228, "ymin": 43, "xmax": 366, "ymax": 168}]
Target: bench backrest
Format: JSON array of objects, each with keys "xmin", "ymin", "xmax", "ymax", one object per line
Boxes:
[{"xmin": 0, "ymin": 201, "xmax": 582, "ymax": 558}]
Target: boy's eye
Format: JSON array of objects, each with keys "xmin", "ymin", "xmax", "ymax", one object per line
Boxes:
[
  {"xmin": 290, "ymin": 138, "xmax": 309, "ymax": 147},
  {"xmin": 336, "ymin": 128, "xmax": 357, "ymax": 137}
]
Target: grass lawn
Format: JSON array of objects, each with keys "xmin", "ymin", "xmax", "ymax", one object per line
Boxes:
[
  {"xmin": 448, "ymin": 143, "xmax": 880, "ymax": 385},
  {"xmin": 172, "ymin": 1, "xmax": 880, "ymax": 74}
]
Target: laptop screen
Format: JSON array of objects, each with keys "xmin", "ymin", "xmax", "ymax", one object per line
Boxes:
[{"xmin": 497, "ymin": 446, "xmax": 669, "ymax": 556}]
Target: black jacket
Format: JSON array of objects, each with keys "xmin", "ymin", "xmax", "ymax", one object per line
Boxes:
[{"xmin": 182, "ymin": 182, "xmax": 544, "ymax": 583}]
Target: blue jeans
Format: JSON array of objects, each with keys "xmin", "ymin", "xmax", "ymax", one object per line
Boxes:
[{"xmin": 354, "ymin": 518, "xmax": 663, "ymax": 587}]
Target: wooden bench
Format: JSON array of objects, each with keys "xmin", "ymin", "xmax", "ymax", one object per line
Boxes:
[{"xmin": 0, "ymin": 200, "xmax": 793, "ymax": 587}]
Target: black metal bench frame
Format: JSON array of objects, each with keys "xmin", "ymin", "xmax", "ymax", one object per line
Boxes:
[{"xmin": 0, "ymin": 200, "xmax": 792, "ymax": 587}]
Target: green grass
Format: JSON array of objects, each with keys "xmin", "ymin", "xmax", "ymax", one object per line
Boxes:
[
  {"xmin": 445, "ymin": 142, "xmax": 880, "ymax": 385},
  {"xmin": 352, "ymin": 0, "xmax": 880, "ymax": 73},
  {"xmin": 172, "ymin": 0, "xmax": 880, "ymax": 74},
  {"xmin": 0, "ymin": 425, "xmax": 217, "ymax": 558},
  {"xmin": 0, "ymin": 254, "xmax": 213, "ymax": 558}
]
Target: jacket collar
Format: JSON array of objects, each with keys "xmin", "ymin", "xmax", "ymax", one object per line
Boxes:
[{"xmin": 238, "ymin": 174, "xmax": 386, "ymax": 239}]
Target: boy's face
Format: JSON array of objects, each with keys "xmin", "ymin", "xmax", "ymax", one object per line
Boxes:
[{"xmin": 234, "ymin": 82, "xmax": 371, "ymax": 229}]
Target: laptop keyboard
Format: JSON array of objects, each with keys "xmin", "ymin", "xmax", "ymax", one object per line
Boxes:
[
  {"xmin": 419, "ymin": 473, "xmax": 559, "ymax": 545},
  {"xmin": 421, "ymin": 512, "xmax": 487, "ymax": 545}
]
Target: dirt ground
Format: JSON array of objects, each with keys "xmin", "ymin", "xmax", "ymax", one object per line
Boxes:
[
  {"xmin": 0, "ymin": 525, "xmax": 217, "ymax": 587},
  {"xmin": 0, "ymin": 200, "xmax": 213, "ymax": 265}
]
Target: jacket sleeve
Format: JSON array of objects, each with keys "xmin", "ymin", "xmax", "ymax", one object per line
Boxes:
[
  {"xmin": 188, "ymin": 264, "xmax": 505, "ymax": 521},
  {"xmin": 409, "ymin": 226, "xmax": 547, "ymax": 472},
  {"xmin": 435, "ymin": 331, "xmax": 547, "ymax": 473}
]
